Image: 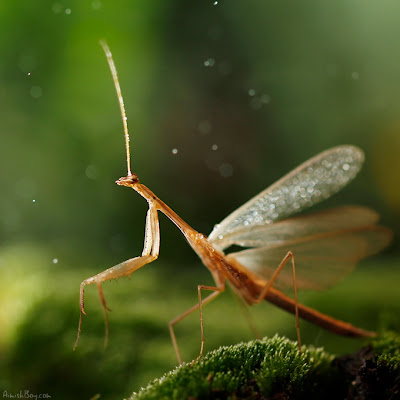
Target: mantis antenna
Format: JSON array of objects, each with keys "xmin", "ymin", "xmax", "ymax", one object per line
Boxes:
[{"xmin": 99, "ymin": 40, "xmax": 132, "ymax": 176}]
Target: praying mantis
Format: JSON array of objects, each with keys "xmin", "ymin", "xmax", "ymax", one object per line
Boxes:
[{"xmin": 74, "ymin": 41, "xmax": 392, "ymax": 364}]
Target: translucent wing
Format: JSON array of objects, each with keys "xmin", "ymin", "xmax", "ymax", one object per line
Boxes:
[
  {"xmin": 208, "ymin": 145, "xmax": 364, "ymax": 250},
  {"xmin": 209, "ymin": 206, "xmax": 378, "ymax": 251},
  {"xmin": 226, "ymin": 224, "xmax": 392, "ymax": 291}
]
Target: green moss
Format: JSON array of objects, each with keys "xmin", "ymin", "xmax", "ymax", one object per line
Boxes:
[
  {"xmin": 129, "ymin": 335, "xmax": 334, "ymax": 400},
  {"xmin": 371, "ymin": 330, "xmax": 400, "ymax": 370},
  {"xmin": 130, "ymin": 332, "xmax": 400, "ymax": 400}
]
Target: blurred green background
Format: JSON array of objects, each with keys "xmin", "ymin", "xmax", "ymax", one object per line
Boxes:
[{"xmin": 1, "ymin": 1, "xmax": 400, "ymax": 399}]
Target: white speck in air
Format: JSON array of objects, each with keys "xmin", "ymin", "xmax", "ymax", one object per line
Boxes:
[
  {"xmin": 213, "ymin": 1, "xmax": 218, "ymax": 5},
  {"xmin": 248, "ymin": 92, "xmax": 271, "ymax": 110},
  {"xmin": 204, "ymin": 58, "xmax": 215, "ymax": 67},
  {"xmin": 53, "ymin": 258, "xmax": 58, "ymax": 264},
  {"xmin": 172, "ymin": 148, "xmax": 178, "ymax": 155},
  {"xmin": 32, "ymin": 199, "xmax": 36, "ymax": 203},
  {"xmin": 352, "ymin": 72, "xmax": 359, "ymax": 80},
  {"xmin": 211, "ymin": 144, "xmax": 218, "ymax": 151},
  {"xmin": 65, "ymin": 8, "xmax": 71, "ymax": 14}
]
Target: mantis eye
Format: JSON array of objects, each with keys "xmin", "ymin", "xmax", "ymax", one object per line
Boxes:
[{"xmin": 116, "ymin": 174, "xmax": 140, "ymax": 186}]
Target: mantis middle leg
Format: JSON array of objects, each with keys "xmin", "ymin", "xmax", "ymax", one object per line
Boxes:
[{"xmin": 169, "ymin": 272, "xmax": 225, "ymax": 364}]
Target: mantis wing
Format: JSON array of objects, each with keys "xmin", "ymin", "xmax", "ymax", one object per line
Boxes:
[
  {"xmin": 225, "ymin": 219, "xmax": 392, "ymax": 291},
  {"xmin": 208, "ymin": 205, "xmax": 379, "ymax": 250},
  {"xmin": 208, "ymin": 145, "xmax": 364, "ymax": 250}
]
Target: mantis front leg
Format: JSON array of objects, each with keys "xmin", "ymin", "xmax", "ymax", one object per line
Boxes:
[{"xmin": 73, "ymin": 202, "xmax": 160, "ymax": 349}]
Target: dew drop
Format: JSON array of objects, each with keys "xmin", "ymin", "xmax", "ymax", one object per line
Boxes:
[{"xmin": 204, "ymin": 58, "xmax": 215, "ymax": 67}]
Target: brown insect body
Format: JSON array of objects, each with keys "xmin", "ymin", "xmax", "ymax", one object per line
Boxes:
[{"xmin": 120, "ymin": 175, "xmax": 377, "ymax": 339}]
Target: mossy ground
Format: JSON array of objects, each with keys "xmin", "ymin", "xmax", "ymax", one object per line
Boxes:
[{"xmin": 131, "ymin": 332, "xmax": 400, "ymax": 400}]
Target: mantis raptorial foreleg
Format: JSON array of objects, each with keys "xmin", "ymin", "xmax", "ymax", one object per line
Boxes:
[
  {"xmin": 74, "ymin": 202, "xmax": 160, "ymax": 350},
  {"xmin": 254, "ymin": 251, "xmax": 301, "ymax": 350},
  {"xmin": 169, "ymin": 275, "xmax": 225, "ymax": 364}
]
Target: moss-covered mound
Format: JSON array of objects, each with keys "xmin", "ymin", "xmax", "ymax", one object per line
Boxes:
[{"xmin": 130, "ymin": 332, "xmax": 400, "ymax": 400}]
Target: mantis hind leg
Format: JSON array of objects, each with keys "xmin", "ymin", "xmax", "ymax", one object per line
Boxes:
[{"xmin": 255, "ymin": 251, "xmax": 301, "ymax": 351}]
